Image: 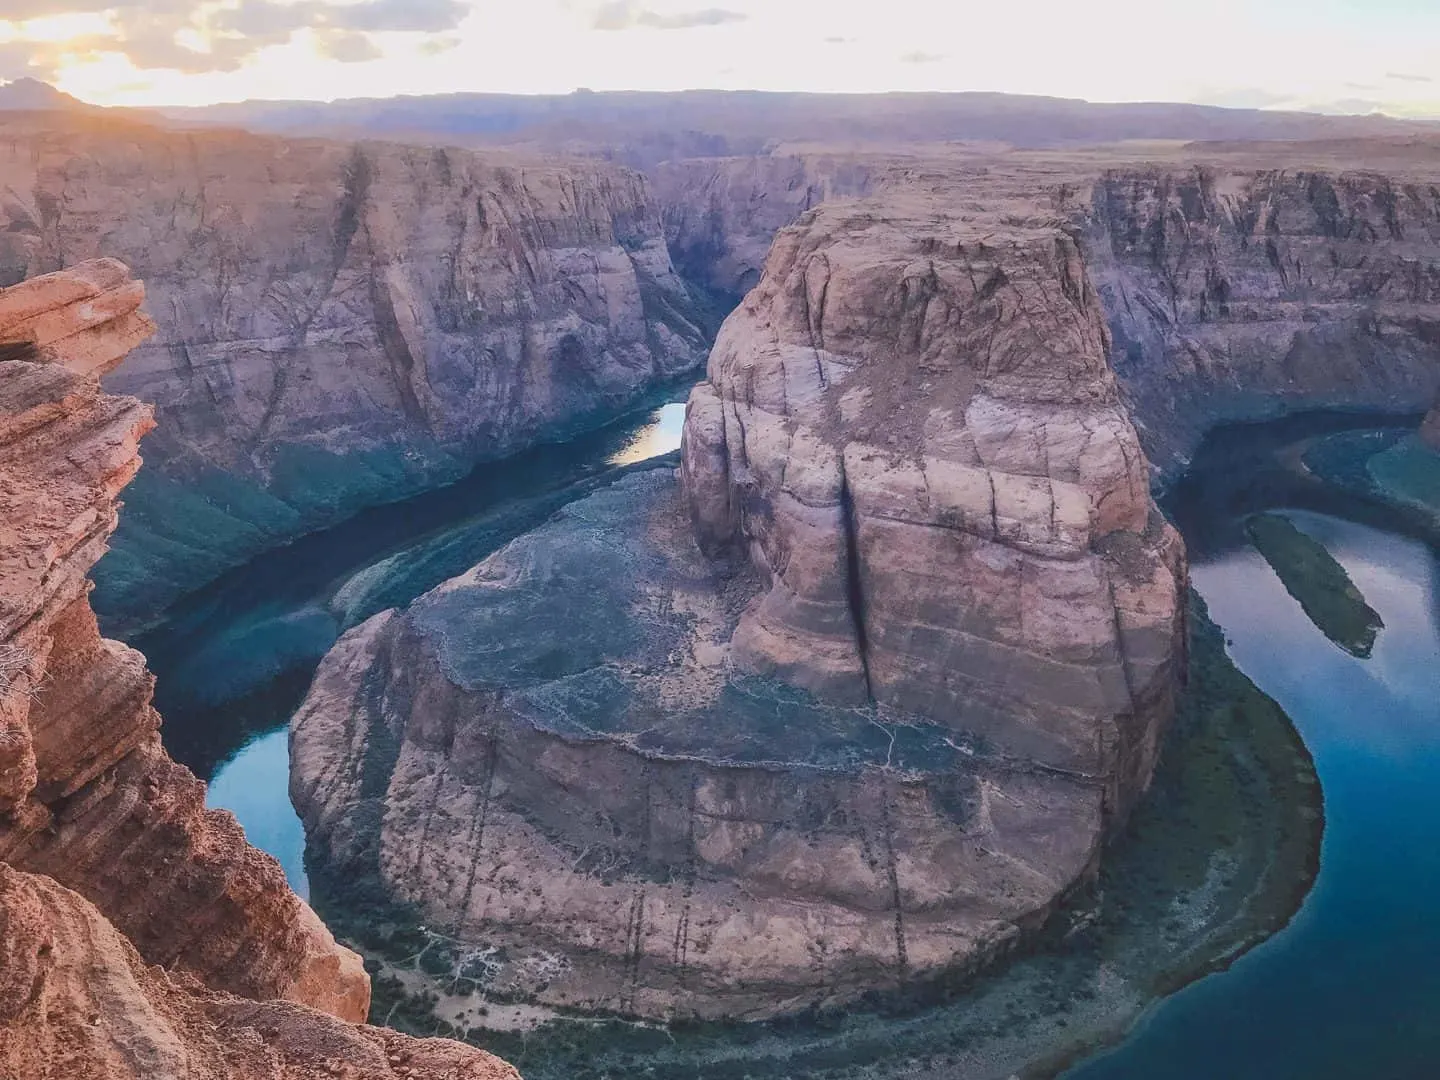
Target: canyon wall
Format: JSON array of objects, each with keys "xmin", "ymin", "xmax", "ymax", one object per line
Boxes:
[
  {"xmin": 0, "ymin": 114, "xmax": 712, "ymax": 626},
  {"xmin": 650, "ymin": 155, "xmax": 883, "ymax": 301},
  {"xmin": 0, "ymin": 262, "xmax": 516, "ymax": 1078},
  {"xmin": 1083, "ymin": 167, "xmax": 1440, "ymax": 476},
  {"xmin": 648, "ymin": 154, "xmax": 1440, "ymax": 481},
  {"xmin": 291, "ymin": 189, "xmax": 1185, "ymax": 1021}
]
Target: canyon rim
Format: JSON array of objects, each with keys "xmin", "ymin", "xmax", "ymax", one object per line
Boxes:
[{"xmin": 0, "ymin": 77, "xmax": 1437, "ymax": 1080}]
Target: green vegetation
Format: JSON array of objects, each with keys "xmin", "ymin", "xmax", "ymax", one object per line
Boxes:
[
  {"xmin": 1246, "ymin": 512, "xmax": 1384, "ymax": 657},
  {"xmin": 327, "ymin": 592, "xmax": 1323, "ymax": 1080}
]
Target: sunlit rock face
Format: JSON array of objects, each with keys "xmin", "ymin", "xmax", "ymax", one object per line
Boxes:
[
  {"xmin": 652, "ymin": 156, "xmax": 1440, "ymax": 480},
  {"xmin": 681, "ymin": 190, "xmax": 1184, "ymax": 813},
  {"xmin": 1083, "ymin": 168, "xmax": 1440, "ymax": 476},
  {"xmin": 292, "ymin": 189, "xmax": 1185, "ymax": 1021},
  {"xmin": 0, "ymin": 261, "xmax": 517, "ymax": 1080}
]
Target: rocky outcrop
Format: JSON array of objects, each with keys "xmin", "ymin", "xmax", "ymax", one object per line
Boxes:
[
  {"xmin": 0, "ymin": 113, "xmax": 711, "ymax": 625},
  {"xmin": 292, "ymin": 191, "xmax": 1185, "ymax": 1020},
  {"xmin": 682, "ymin": 191, "xmax": 1185, "ymax": 816},
  {"xmin": 0, "ymin": 261, "xmax": 515, "ymax": 1077},
  {"xmin": 0, "ymin": 867, "xmax": 519, "ymax": 1080},
  {"xmin": 1082, "ymin": 167, "xmax": 1440, "ymax": 476}
]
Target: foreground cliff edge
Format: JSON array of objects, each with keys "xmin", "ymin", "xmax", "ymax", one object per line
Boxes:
[
  {"xmin": 292, "ymin": 191, "xmax": 1186, "ymax": 1020},
  {"xmin": 0, "ymin": 261, "xmax": 518, "ymax": 1079}
]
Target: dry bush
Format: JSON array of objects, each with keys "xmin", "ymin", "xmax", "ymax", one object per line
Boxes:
[{"xmin": 0, "ymin": 643, "xmax": 34, "ymax": 697}]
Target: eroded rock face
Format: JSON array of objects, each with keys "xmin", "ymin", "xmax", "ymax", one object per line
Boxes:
[
  {"xmin": 0, "ymin": 113, "xmax": 711, "ymax": 624},
  {"xmin": 1083, "ymin": 167, "xmax": 1440, "ymax": 476},
  {"xmin": 683, "ymin": 192, "xmax": 1185, "ymax": 813},
  {"xmin": 653, "ymin": 156, "xmax": 1440, "ymax": 479},
  {"xmin": 0, "ymin": 867, "xmax": 518, "ymax": 1080},
  {"xmin": 292, "ymin": 191, "xmax": 1185, "ymax": 1020},
  {"xmin": 0, "ymin": 262, "xmax": 514, "ymax": 1077},
  {"xmin": 651, "ymin": 155, "xmax": 882, "ymax": 302}
]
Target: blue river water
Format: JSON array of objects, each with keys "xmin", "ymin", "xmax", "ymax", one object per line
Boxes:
[{"xmin": 1069, "ymin": 511, "xmax": 1440, "ymax": 1079}]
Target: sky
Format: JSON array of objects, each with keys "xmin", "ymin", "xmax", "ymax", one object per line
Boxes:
[{"xmin": 0, "ymin": 0, "xmax": 1436, "ymax": 114}]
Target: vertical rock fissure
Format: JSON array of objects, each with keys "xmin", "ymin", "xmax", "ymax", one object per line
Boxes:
[
  {"xmin": 879, "ymin": 776, "xmax": 909, "ymax": 981},
  {"xmin": 670, "ymin": 773, "xmax": 699, "ymax": 980},
  {"xmin": 457, "ymin": 736, "xmax": 500, "ymax": 920},
  {"xmin": 838, "ymin": 461, "xmax": 874, "ymax": 701},
  {"xmin": 368, "ymin": 272, "xmax": 430, "ymax": 431}
]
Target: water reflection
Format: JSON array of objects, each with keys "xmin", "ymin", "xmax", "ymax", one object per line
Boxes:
[
  {"xmin": 1068, "ymin": 511, "xmax": 1440, "ymax": 1079},
  {"xmin": 207, "ymin": 728, "xmax": 310, "ymax": 897},
  {"xmin": 608, "ymin": 402, "xmax": 686, "ymax": 465}
]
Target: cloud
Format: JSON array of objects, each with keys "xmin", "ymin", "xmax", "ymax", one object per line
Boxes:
[
  {"xmin": 321, "ymin": 0, "xmax": 468, "ymax": 34},
  {"xmin": 591, "ymin": 2, "xmax": 747, "ymax": 31},
  {"xmin": 900, "ymin": 51, "xmax": 945, "ymax": 64},
  {"xmin": 0, "ymin": 41, "xmax": 58, "ymax": 82},
  {"xmin": 1387, "ymin": 71, "xmax": 1434, "ymax": 84},
  {"xmin": 316, "ymin": 30, "xmax": 383, "ymax": 63},
  {"xmin": 0, "ymin": 0, "xmax": 470, "ymax": 76}
]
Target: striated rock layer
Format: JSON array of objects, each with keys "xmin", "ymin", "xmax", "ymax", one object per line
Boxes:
[
  {"xmin": 682, "ymin": 191, "xmax": 1185, "ymax": 813},
  {"xmin": 649, "ymin": 153, "xmax": 1440, "ymax": 479},
  {"xmin": 1084, "ymin": 166, "xmax": 1440, "ymax": 476},
  {"xmin": 292, "ymin": 191, "xmax": 1185, "ymax": 1020},
  {"xmin": 0, "ymin": 867, "xmax": 519, "ymax": 1080},
  {"xmin": 0, "ymin": 112, "xmax": 712, "ymax": 624},
  {"xmin": 651, "ymin": 155, "xmax": 882, "ymax": 302},
  {"xmin": 0, "ymin": 262, "xmax": 516, "ymax": 1078}
]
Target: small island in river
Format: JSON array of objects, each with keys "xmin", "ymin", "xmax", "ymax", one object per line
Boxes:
[{"xmin": 1245, "ymin": 512, "xmax": 1384, "ymax": 658}]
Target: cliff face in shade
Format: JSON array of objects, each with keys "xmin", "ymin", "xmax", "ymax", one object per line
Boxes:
[
  {"xmin": 291, "ymin": 191, "xmax": 1185, "ymax": 1021},
  {"xmin": 649, "ymin": 154, "xmax": 1440, "ymax": 479},
  {"xmin": 650, "ymin": 155, "xmax": 883, "ymax": 301},
  {"xmin": 0, "ymin": 113, "xmax": 711, "ymax": 626},
  {"xmin": 0, "ymin": 261, "xmax": 515, "ymax": 1078},
  {"xmin": 1083, "ymin": 168, "xmax": 1440, "ymax": 477}
]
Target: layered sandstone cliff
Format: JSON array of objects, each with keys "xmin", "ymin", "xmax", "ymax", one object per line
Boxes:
[
  {"xmin": 651, "ymin": 155, "xmax": 883, "ymax": 302},
  {"xmin": 682, "ymin": 190, "xmax": 1185, "ymax": 813},
  {"xmin": 650, "ymin": 153, "xmax": 1440, "ymax": 480},
  {"xmin": 1084, "ymin": 167, "xmax": 1440, "ymax": 475},
  {"xmin": 0, "ymin": 113, "xmax": 711, "ymax": 625},
  {"xmin": 291, "ymin": 190, "xmax": 1185, "ymax": 1021},
  {"xmin": 0, "ymin": 262, "xmax": 516, "ymax": 1078}
]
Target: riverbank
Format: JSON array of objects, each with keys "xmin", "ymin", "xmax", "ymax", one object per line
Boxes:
[{"xmin": 336, "ymin": 592, "xmax": 1321, "ymax": 1080}]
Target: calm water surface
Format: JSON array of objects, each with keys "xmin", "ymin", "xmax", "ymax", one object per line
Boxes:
[{"xmin": 1070, "ymin": 510, "xmax": 1440, "ymax": 1079}]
